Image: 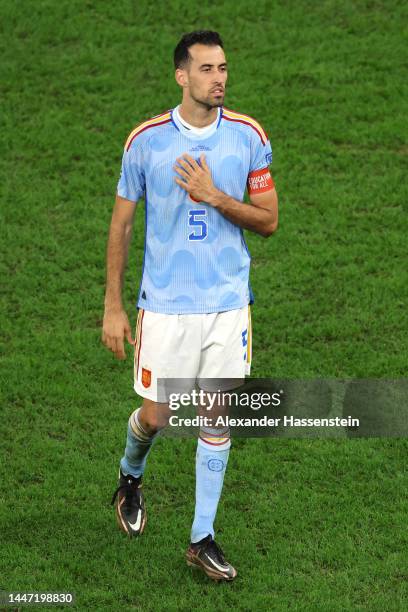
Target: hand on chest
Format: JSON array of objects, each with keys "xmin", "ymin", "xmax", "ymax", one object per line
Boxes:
[{"xmin": 146, "ymin": 140, "xmax": 249, "ymax": 201}]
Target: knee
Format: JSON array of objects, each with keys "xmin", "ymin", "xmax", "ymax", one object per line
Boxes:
[{"xmin": 138, "ymin": 410, "xmax": 168, "ymax": 435}]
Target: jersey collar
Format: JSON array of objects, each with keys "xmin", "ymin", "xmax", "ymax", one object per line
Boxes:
[{"xmin": 171, "ymin": 105, "xmax": 223, "ymax": 140}]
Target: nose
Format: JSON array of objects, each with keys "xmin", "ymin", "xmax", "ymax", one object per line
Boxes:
[{"xmin": 213, "ymin": 75, "xmax": 226, "ymax": 87}]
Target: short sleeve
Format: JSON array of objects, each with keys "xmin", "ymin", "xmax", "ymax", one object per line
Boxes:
[
  {"xmin": 249, "ymin": 129, "xmax": 273, "ymax": 174},
  {"xmin": 117, "ymin": 142, "xmax": 145, "ymax": 202}
]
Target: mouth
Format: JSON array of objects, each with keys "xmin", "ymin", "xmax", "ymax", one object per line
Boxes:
[{"xmin": 211, "ymin": 89, "xmax": 224, "ymax": 96}]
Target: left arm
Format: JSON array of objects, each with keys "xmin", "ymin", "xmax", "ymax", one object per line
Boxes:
[
  {"xmin": 210, "ymin": 187, "xmax": 278, "ymax": 238},
  {"xmin": 174, "ymin": 154, "xmax": 278, "ymax": 238}
]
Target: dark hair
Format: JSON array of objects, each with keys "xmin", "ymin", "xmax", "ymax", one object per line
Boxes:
[{"xmin": 174, "ymin": 30, "xmax": 224, "ymax": 69}]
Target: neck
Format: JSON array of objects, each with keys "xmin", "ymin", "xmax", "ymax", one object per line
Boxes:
[{"xmin": 178, "ymin": 98, "xmax": 220, "ymax": 128}]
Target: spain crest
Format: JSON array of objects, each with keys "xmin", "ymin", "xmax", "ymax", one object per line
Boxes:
[{"xmin": 141, "ymin": 367, "xmax": 151, "ymax": 388}]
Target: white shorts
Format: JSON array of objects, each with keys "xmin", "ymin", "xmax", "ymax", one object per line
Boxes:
[{"xmin": 133, "ymin": 305, "xmax": 252, "ymax": 402}]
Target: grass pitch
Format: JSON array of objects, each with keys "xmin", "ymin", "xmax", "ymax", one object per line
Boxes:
[{"xmin": 1, "ymin": 0, "xmax": 407, "ymax": 610}]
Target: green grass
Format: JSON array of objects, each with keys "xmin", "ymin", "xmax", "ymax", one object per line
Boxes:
[{"xmin": 1, "ymin": 0, "xmax": 407, "ymax": 610}]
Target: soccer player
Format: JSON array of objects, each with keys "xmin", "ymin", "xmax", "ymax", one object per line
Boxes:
[{"xmin": 103, "ymin": 30, "xmax": 278, "ymax": 582}]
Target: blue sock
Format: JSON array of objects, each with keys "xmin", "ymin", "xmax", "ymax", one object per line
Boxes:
[
  {"xmin": 120, "ymin": 408, "xmax": 157, "ymax": 478},
  {"xmin": 191, "ymin": 431, "xmax": 231, "ymax": 543}
]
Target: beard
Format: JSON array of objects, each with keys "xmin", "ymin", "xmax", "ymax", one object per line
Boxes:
[{"xmin": 191, "ymin": 91, "xmax": 225, "ymax": 111}]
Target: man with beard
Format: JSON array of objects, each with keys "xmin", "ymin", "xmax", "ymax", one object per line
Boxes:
[{"xmin": 103, "ymin": 30, "xmax": 278, "ymax": 581}]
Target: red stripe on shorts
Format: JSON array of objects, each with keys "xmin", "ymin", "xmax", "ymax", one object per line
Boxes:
[{"xmin": 136, "ymin": 309, "xmax": 145, "ymax": 382}]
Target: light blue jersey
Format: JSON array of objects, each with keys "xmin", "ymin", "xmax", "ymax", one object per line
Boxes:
[{"xmin": 117, "ymin": 106, "xmax": 273, "ymax": 314}]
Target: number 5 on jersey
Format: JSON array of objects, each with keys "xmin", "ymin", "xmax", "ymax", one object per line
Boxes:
[{"xmin": 188, "ymin": 209, "xmax": 207, "ymax": 241}]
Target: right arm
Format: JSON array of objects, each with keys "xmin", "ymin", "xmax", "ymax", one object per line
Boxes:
[{"xmin": 102, "ymin": 194, "xmax": 137, "ymax": 359}]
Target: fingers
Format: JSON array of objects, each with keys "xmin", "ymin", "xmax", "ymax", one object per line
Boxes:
[
  {"xmin": 176, "ymin": 157, "xmax": 193, "ymax": 175},
  {"xmin": 176, "ymin": 155, "xmax": 201, "ymax": 173},
  {"xmin": 175, "ymin": 154, "xmax": 208, "ymax": 176},
  {"xmin": 200, "ymin": 154, "xmax": 209, "ymax": 170},
  {"xmin": 114, "ymin": 337, "xmax": 126, "ymax": 360},
  {"xmin": 174, "ymin": 154, "xmax": 203, "ymax": 192},
  {"xmin": 174, "ymin": 177, "xmax": 189, "ymax": 191},
  {"xmin": 102, "ymin": 334, "xmax": 126, "ymax": 359},
  {"xmin": 173, "ymin": 164, "xmax": 190, "ymax": 180},
  {"xmin": 102, "ymin": 326, "xmax": 128, "ymax": 359},
  {"xmin": 102, "ymin": 311, "xmax": 133, "ymax": 359},
  {"xmin": 125, "ymin": 326, "xmax": 135, "ymax": 346},
  {"xmin": 183, "ymin": 154, "xmax": 201, "ymax": 170}
]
